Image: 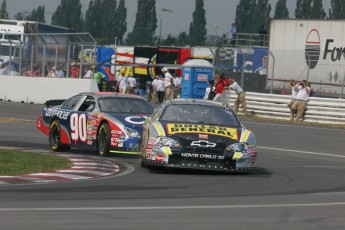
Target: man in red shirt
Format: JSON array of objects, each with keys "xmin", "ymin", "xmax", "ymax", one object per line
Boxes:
[{"xmin": 213, "ymin": 73, "xmax": 228, "ymax": 102}]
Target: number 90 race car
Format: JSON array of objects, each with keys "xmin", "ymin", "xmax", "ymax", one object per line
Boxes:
[
  {"xmin": 140, "ymin": 99, "xmax": 257, "ymax": 172},
  {"xmin": 37, "ymin": 92, "xmax": 154, "ymax": 156}
]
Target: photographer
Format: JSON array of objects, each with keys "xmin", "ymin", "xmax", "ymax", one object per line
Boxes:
[{"xmin": 290, "ymin": 80, "xmax": 310, "ymax": 122}]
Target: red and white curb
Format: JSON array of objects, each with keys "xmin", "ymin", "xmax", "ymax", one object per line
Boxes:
[{"xmin": 0, "ymin": 154, "xmax": 120, "ymax": 185}]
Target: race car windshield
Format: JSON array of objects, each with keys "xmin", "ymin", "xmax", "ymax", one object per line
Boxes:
[
  {"xmin": 98, "ymin": 98, "xmax": 154, "ymax": 114},
  {"xmin": 160, "ymin": 104, "xmax": 241, "ymax": 127}
]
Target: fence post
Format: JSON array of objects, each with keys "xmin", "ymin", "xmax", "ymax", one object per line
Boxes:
[{"xmin": 269, "ymin": 51, "xmax": 275, "ymax": 94}]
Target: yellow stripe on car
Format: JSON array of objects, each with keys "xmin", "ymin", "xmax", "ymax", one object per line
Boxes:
[
  {"xmin": 162, "ymin": 146, "xmax": 172, "ymax": 155},
  {"xmin": 232, "ymin": 152, "xmax": 243, "ymax": 160},
  {"xmin": 240, "ymin": 129, "xmax": 251, "ymax": 142},
  {"xmin": 152, "ymin": 122, "xmax": 165, "ymax": 136}
]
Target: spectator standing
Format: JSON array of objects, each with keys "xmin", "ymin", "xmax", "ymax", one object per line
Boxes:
[
  {"xmin": 151, "ymin": 75, "xmax": 159, "ymax": 104},
  {"xmin": 213, "ymin": 73, "xmax": 227, "ymax": 102},
  {"xmin": 156, "ymin": 75, "xmax": 165, "ymax": 103},
  {"xmin": 55, "ymin": 65, "xmax": 65, "ymax": 78},
  {"xmin": 229, "ymin": 78, "xmax": 247, "ymax": 116},
  {"xmin": 46, "ymin": 66, "xmax": 56, "ymax": 77},
  {"xmin": 203, "ymin": 80, "xmax": 215, "ymax": 100},
  {"xmin": 287, "ymin": 80, "xmax": 298, "ymax": 120},
  {"xmin": 258, "ymin": 25, "xmax": 267, "ymax": 46},
  {"xmin": 173, "ymin": 73, "xmax": 181, "ymax": 98},
  {"xmin": 290, "ymin": 80, "xmax": 310, "ymax": 122},
  {"xmin": 69, "ymin": 62, "xmax": 80, "ymax": 78},
  {"xmin": 84, "ymin": 65, "xmax": 94, "ymax": 79},
  {"xmin": 230, "ymin": 23, "xmax": 237, "ymax": 45},
  {"xmin": 162, "ymin": 67, "xmax": 174, "ymax": 100},
  {"xmin": 93, "ymin": 66, "xmax": 106, "ymax": 91},
  {"xmin": 117, "ymin": 72, "xmax": 129, "ymax": 94},
  {"xmin": 128, "ymin": 74, "xmax": 137, "ymax": 94}
]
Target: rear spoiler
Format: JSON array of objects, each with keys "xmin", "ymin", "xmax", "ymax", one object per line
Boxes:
[{"xmin": 45, "ymin": 99, "xmax": 66, "ymax": 108}]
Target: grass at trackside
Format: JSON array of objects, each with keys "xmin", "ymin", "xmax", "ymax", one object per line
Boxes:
[{"xmin": 0, "ymin": 150, "xmax": 72, "ymax": 176}]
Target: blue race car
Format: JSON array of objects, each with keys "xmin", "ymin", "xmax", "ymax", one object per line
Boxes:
[{"xmin": 37, "ymin": 92, "xmax": 154, "ymax": 156}]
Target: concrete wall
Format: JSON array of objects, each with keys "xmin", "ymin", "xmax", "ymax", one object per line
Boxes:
[{"xmin": 0, "ymin": 75, "xmax": 99, "ymax": 104}]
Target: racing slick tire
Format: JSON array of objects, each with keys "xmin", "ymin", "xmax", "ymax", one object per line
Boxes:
[
  {"xmin": 98, "ymin": 123, "xmax": 111, "ymax": 156},
  {"xmin": 49, "ymin": 120, "xmax": 71, "ymax": 152}
]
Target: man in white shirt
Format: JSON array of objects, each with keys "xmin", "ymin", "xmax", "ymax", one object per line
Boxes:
[
  {"xmin": 162, "ymin": 67, "xmax": 174, "ymax": 100},
  {"xmin": 156, "ymin": 75, "xmax": 165, "ymax": 103},
  {"xmin": 116, "ymin": 72, "xmax": 129, "ymax": 94},
  {"xmin": 83, "ymin": 65, "xmax": 94, "ymax": 79},
  {"xmin": 173, "ymin": 73, "xmax": 181, "ymax": 98},
  {"xmin": 151, "ymin": 75, "xmax": 159, "ymax": 103},
  {"xmin": 229, "ymin": 78, "xmax": 247, "ymax": 116},
  {"xmin": 128, "ymin": 74, "xmax": 137, "ymax": 94},
  {"xmin": 290, "ymin": 80, "xmax": 310, "ymax": 122}
]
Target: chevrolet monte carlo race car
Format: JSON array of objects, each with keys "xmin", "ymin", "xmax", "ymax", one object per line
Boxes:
[
  {"xmin": 140, "ymin": 99, "xmax": 257, "ymax": 172},
  {"xmin": 37, "ymin": 92, "xmax": 154, "ymax": 156}
]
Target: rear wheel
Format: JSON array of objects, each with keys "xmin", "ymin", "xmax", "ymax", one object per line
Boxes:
[
  {"xmin": 49, "ymin": 120, "xmax": 70, "ymax": 152},
  {"xmin": 98, "ymin": 123, "xmax": 111, "ymax": 156}
]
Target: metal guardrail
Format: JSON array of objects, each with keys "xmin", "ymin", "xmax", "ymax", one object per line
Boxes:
[{"xmin": 226, "ymin": 91, "xmax": 345, "ymax": 124}]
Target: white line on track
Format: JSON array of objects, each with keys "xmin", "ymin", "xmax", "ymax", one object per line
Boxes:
[
  {"xmin": 243, "ymin": 121, "xmax": 345, "ymax": 131},
  {"xmin": 1, "ymin": 202, "xmax": 345, "ymax": 212},
  {"xmin": 258, "ymin": 146, "xmax": 345, "ymax": 159}
]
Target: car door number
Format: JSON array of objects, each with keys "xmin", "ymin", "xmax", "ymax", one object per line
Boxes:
[{"xmin": 70, "ymin": 113, "xmax": 87, "ymax": 142}]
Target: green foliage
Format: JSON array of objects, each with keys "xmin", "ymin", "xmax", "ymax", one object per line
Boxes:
[
  {"xmin": 0, "ymin": 150, "xmax": 72, "ymax": 176},
  {"xmin": 329, "ymin": 0, "xmax": 345, "ymax": 19},
  {"xmin": 295, "ymin": 0, "xmax": 326, "ymax": 19},
  {"xmin": 116, "ymin": 0, "xmax": 127, "ymax": 44},
  {"xmin": 253, "ymin": 0, "xmax": 271, "ymax": 33},
  {"xmin": 26, "ymin": 6, "xmax": 46, "ymax": 22},
  {"xmin": 128, "ymin": 0, "xmax": 157, "ymax": 45},
  {"xmin": 0, "ymin": 0, "xmax": 8, "ymax": 19},
  {"xmin": 189, "ymin": 0, "xmax": 207, "ymax": 46},
  {"xmin": 235, "ymin": 0, "xmax": 256, "ymax": 33},
  {"xmin": 51, "ymin": 0, "xmax": 84, "ymax": 31},
  {"xmin": 274, "ymin": 0, "xmax": 289, "ymax": 18}
]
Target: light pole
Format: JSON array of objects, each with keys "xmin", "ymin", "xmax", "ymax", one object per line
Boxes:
[{"xmin": 159, "ymin": 8, "xmax": 174, "ymax": 44}]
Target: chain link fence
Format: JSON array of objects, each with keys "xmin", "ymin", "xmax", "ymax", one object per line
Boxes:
[{"xmin": 0, "ymin": 33, "xmax": 96, "ymax": 78}]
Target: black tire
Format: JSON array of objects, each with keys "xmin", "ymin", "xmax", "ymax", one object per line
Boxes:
[
  {"xmin": 140, "ymin": 153, "xmax": 147, "ymax": 168},
  {"xmin": 98, "ymin": 123, "xmax": 111, "ymax": 156},
  {"xmin": 49, "ymin": 120, "xmax": 70, "ymax": 152}
]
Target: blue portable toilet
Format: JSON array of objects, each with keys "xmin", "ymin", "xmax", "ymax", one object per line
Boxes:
[{"xmin": 181, "ymin": 59, "xmax": 213, "ymax": 99}]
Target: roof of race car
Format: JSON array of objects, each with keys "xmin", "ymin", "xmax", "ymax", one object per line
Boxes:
[
  {"xmin": 78, "ymin": 92, "xmax": 145, "ymax": 99},
  {"xmin": 161, "ymin": 99, "xmax": 228, "ymax": 108}
]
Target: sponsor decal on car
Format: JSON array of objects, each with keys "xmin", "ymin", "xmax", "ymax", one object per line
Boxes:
[
  {"xmin": 181, "ymin": 153, "xmax": 225, "ymax": 160},
  {"xmin": 166, "ymin": 124, "xmax": 238, "ymax": 139}
]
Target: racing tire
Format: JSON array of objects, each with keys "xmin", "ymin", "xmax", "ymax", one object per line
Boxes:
[
  {"xmin": 140, "ymin": 154, "xmax": 147, "ymax": 168},
  {"xmin": 49, "ymin": 120, "xmax": 70, "ymax": 152},
  {"xmin": 98, "ymin": 123, "xmax": 111, "ymax": 156}
]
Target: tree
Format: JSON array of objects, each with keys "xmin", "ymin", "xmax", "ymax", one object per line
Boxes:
[
  {"xmin": 26, "ymin": 6, "xmax": 46, "ymax": 22},
  {"xmin": 116, "ymin": 0, "xmax": 127, "ymax": 44},
  {"xmin": 253, "ymin": 0, "xmax": 271, "ymax": 32},
  {"xmin": 189, "ymin": 0, "xmax": 207, "ymax": 46},
  {"xmin": 235, "ymin": 0, "xmax": 256, "ymax": 33},
  {"xmin": 128, "ymin": 0, "xmax": 157, "ymax": 45},
  {"xmin": 100, "ymin": 0, "xmax": 117, "ymax": 44},
  {"xmin": 309, "ymin": 0, "xmax": 326, "ymax": 19},
  {"xmin": 274, "ymin": 0, "xmax": 289, "ymax": 18},
  {"xmin": 51, "ymin": 0, "xmax": 84, "ymax": 32},
  {"xmin": 0, "ymin": 0, "xmax": 8, "ymax": 19},
  {"xmin": 14, "ymin": 12, "xmax": 29, "ymax": 20},
  {"xmin": 329, "ymin": 0, "xmax": 345, "ymax": 19},
  {"xmin": 175, "ymin": 32, "xmax": 190, "ymax": 46},
  {"xmin": 295, "ymin": 0, "xmax": 325, "ymax": 19}
]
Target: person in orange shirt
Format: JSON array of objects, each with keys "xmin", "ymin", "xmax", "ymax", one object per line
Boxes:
[{"xmin": 69, "ymin": 62, "xmax": 80, "ymax": 78}]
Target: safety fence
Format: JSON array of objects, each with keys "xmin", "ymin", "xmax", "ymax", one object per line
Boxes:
[
  {"xmin": 0, "ymin": 33, "xmax": 96, "ymax": 78},
  {"xmin": 226, "ymin": 91, "xmax": 345, "ymax": 124}
]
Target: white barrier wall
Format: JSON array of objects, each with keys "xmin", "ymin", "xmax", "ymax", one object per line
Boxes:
[{"xmin": 0, "ymin": 75, "xmax": 99, "ymax": 104}]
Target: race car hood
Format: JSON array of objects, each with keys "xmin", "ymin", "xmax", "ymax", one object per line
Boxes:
[
  {"xmin": 160, "ymin": 121, "xmax": 241, "ymax": 150},
  {"xmin": 106, "ymin": 113, "xmax": 149, "ymax": 132}
]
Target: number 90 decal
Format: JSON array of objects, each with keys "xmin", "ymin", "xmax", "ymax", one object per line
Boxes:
[{"xmin": 70, "ymin": 113, "xmax": 87, "ymax": 142}]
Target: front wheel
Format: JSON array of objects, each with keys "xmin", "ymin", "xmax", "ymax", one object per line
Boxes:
[
  {"xmin": 49, "ymin": 120, "xmax": 70, "ymax": 152},
  {"xmin": 98, "ymin": 123, "xmax": 111, "ymax": 156}
]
